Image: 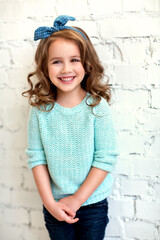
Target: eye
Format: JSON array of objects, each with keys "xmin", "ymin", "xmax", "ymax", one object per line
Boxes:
[
  {"xmin": 52, "ymin": 60, "xmax": 61, "ymax": 64},
  {"xmin": 71, "ymin": 58, "xmax": 80, "ymax": 63}
]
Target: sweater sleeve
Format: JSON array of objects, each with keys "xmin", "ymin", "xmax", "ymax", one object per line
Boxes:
[
  {"xmin": 25, "ymin": 107, "xmax": 47, "ymax": 169},
  {"xmin": 92, "ymin": 99, "xmax": 119, "ymax": 172}
]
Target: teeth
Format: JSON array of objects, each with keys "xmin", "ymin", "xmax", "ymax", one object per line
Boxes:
[{"xmin": 60, "ymin": 77, "xmax": 74, "ymax": 81}]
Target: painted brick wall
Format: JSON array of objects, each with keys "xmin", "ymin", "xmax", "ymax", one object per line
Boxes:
[{"xmin": 0, "ymin": 0, "xmax": 160, "ymax": 239}]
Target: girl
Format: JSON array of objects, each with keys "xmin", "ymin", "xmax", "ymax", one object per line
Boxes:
[{"xmin": 23, "ymin": 15, "xmax": 119, "ymax": 240}]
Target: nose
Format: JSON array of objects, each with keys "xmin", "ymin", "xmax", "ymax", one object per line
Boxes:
[{"xmin": 61, "ymin": 62, "xmax": 72, "ymax": 74}]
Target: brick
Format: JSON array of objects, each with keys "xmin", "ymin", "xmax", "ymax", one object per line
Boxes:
[
  {"xmin": 121, "ymin": 179, "xmax": 149, "ymax": 196},
  {"xmin": 0, "ymin": 224, "xmax": 23, "ymax": 240},
  {"xmin": 23, "ymin": 169, "xmax": 37, "ymax": 190},
  {"xmin": 151, "ymin": 42, "xmax": 160, "ymax": 61},
  {"xmin": 0, "ymin": 148, "xmax": 4, "ymax": 168},
  {"xmin": 155, "ymin": 183, "xmax": 160, "ymax": 199},
  {"xmin": 115, "ymin": 89, "xmax": 149, "ymax": 109},
  {"xmin": 144, "ymin": 0, "xmax": 159, "ymax": 11},
  {"xmin": 148, "ymin": 66, "xmax": 160, "ymax": 85},
  {"xmin": 0, "ymin": 187, "xmax": 11, "ymax": 205},
  {"xmin": 11, "ymin": 44, "xmax": 35, "ymax": 67},
  {"xmin": 118, "ymin": 132, "xmax": 144, "ymax": 154},
  {"xmin": 30, "ymin": 210, "xmax": 44, "ymax": 228},
  {"xmin": 17, "ymin": 91, "xmax": 30, "ymax": 109},
  {"xmin": 74, "ymin": 21, "xmax": 98, "ymax": 39},
  {"xmin": 0, "ymin": 128, "xmax": 26, "ymax": 150},
  {"xmin": 115, "ymin": 155, "xmax": 133, "ymax": 176},
  {"xmin": 134, "ymin": 157, "xmax": 160, "ymax": 177},
  {"xmin": 0, "ymin": 107, "xmax": 4, "ymax": 131},
  {"xmin": 94, "ymin": 44, "xmax": 113, "ymax": 64},
  {"xmin": 103, "ymin": 65, "xmax": 115, "ymax": 85},
  {"xmin": 115, "ymin": 41, "xmax": 148, "ymax": 64},
  {"xmin": 125, "ymin": 221, "xmax": 156, "ymax": 239},
  {"xmin": 114, "ymin": 112, "xmax": 136, "ymax": 130},
  {"xmin": 158, "ymin": 225, "xmax": 160, "ymax": 239},
  {"xmin": 19, "ymin": 149, "xmax": 29, "ymax": 168},
  {"xmin": 3, "ymin": 105, "xmax": 28, "ymax": 133},
  {"xmin": 150, "ymin": 135, "xmax": 160, "ymax": 156},
  {"xmin": 0, "ymin": 167, "xmax": 22, "ymax": 188},
  {"xmin": 136, "ymin": 200, "xmax": 160, "ymax": 221},
  {"xmin": 4, "ymin": 208, "xmax": 29, "ymax": 225},
  {"xmin": 0, "ymin": 1, "xmax": 25, "ymax": 20},
  {"xmin": 3, "ymin": 107, "xmax": 21, "ymax": 131},
  {"xmin": 0, "ymin": 49, "xmax": 10, "ymax": 67},
  {"xmin": 0, "ymin": 88, "xmax": 19, "ymax": 107},
  {"xmin": 25, "ymin": 0, "xmax": 57, "ymax": 18},
  {"xmin": 88, "ymin": 0, "xmax": 122, "ymax": 14},
  {"xmin": 151, "ymin": 89, "xmax": 160, "ymax": 108},
  {"xmin": 114, "ymin": 65, "xmax": 147, "ymax": 85},
  {"xmin": 11, "ymin": 189, "xmax": 42, "ymax": 209},
  {"xmin": 108, "ymin": 198, "xmax": 134, "ymax": 218},
  {"xmin": 136, "ymin": 109, "xmax": 160, "ymax": 131},
  {"xmin": 123, "ymin": 0, "xmax": 145, "ymax": 11},
  {"xmin": 3, "ymin": 149, "xmax": 27, "ymax": 168},
  {"xmin": 105, "ymin": 218, "xmax": 122, "ymax": 237},
  {"xmin": 0, "ymin": 22, "xmax": 33, "ymax": 41},
  {"xmin": 0, "ymin": 209, "xmax": 3, "ymax": 224},
  {"xmin": 99, "ymin": 18, "xmax": 160, "ymax": 38},
  {"xmin": 23, "ymin": 226, "xmax": 49, "ymax": 240},
  {"xmin": 56, "ymin": 0, "xmax": 89, "ymax": 16},
  {"xmin": 0, "ymin": 68, "xmax": 8, "ymax": 86},
  {"xmin": 6, "ymin": 68, "xmax": 28, "ymax": 88}
]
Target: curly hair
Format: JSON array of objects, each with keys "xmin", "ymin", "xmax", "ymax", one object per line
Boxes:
[{"xmin": 22, "ymin": 27, "xmax": 111, "ymax": 111}]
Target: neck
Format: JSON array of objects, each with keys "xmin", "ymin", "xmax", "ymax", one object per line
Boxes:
[{"xmin": 56, "ymin": 89, "xmax": 87, "ymax": 108}]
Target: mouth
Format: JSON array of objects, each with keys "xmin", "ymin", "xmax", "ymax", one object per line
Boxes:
[{"xmin": 58, "ymin": 76, "xmax": 76, "ymax": 84}]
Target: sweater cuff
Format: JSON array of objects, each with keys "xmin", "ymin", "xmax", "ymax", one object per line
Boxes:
[
  {"xmin": 92, "ymin": 150, "xmax": 119, "ymax": 172},
  {"xmin": 25, "ymin": 149, "xmax": 47, "ymax": 169}
]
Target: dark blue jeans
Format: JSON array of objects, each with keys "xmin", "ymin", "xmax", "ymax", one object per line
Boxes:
[{"xmin": 43, "ymin": 198, "xmax": 109, "ymax": 240}]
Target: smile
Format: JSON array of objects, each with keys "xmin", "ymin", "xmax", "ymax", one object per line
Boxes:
[{"xmin": 58, "ymin": 76, "xmax": 76, "ymax": 84}]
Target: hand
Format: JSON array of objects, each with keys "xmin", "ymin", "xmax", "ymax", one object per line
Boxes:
[
  {"xmin": 47, "ymin": 201, "xmax": 79, "ymax": 224},
  {"xmin": 59, "ymin": 195, "xmax": 82, "ymax": 213}
]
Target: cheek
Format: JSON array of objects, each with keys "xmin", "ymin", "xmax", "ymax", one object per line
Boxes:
[
  {"xmin": 76, "ymin": 65, "xmax": 85, "ymax": 75},
  {"xmin": 48, "ymin": 66, "xmax": 58, "ymax": 76}
]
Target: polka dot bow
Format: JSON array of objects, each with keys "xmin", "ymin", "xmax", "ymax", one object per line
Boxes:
[{"xmin": 34, "ymin": 15, "xmax": 86, "ymax": 41}]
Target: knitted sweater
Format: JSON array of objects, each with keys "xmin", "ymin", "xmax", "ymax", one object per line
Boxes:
[{"xmin": 26, "ymin": 92, "xmax": 119, "ymax": 206}]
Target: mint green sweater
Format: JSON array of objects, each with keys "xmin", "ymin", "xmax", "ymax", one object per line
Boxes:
[{"xmin": 26, "ymin": 93, "xmax": 119, "ymax": 206}]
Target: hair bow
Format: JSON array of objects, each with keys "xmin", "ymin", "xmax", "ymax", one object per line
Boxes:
[{"xmin": 34, "ymin": 15, "xmax": 86, "ymax": 41}]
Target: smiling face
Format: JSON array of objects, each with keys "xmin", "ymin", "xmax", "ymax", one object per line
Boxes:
[{"xmin": 47, "ymin": 38, "xmax": 85, "ymax": 98}]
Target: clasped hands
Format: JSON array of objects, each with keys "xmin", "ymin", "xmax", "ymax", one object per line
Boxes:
[{"xmin": 50, "ymin": 195, "xmax": 83, "ymax": 224}]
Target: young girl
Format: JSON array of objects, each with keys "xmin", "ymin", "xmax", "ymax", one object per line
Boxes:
[{"xmin": 23, "ymin": 15, "xmax": 119, "ymax": 240}]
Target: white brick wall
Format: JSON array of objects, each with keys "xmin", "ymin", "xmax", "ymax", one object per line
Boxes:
[{"xmin": 0, "ymin": 0, "xmax": 160, "ymax": 240}]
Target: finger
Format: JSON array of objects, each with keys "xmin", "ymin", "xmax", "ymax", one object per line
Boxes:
[
  {"xmin": 66, "ymin": 211, "xmax": 76, "ymax": 219},
  {"xmin": 62, "ymin": 204, "xmax": 76, "ymax": 217},
  {"xmin": 65, "ymin": 216, "xmax": 79, "ymax": 224}
]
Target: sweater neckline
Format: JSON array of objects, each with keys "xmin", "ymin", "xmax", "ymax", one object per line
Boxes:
[{"xmin": 54, "ymin": 92, "xmax": 90, "ymax": 114}]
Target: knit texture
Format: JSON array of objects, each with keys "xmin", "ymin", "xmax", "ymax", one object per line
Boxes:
[
  {"xmin": 34, "ymin": 15, "xmax": 87, "ymax": 41},
  {"xmin": 26, "ymin": 92, "xmax": 119, "ymax": 206}
]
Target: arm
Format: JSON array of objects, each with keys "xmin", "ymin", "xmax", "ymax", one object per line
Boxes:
[
  {"xmin": 59, "ymin": 167, "xmax": 108, "ymax": 211},
  {"xmin": 74, "ymin": 167, "xmax": 108, "ymax": 204},
  {"xmin": 32, "ymin": 165, "xmax": 79, "ymax": 223},
  {"xmin": 26, "ymin": 108, "xmax": 78, "ymax": 223}
]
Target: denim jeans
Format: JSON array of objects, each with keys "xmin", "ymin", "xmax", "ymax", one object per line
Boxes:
[{"xmin": 43, "ymin": 198, "xmax": 109, "ymax": 240}]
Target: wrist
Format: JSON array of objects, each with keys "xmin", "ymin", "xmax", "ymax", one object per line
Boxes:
[
  {"xmin": 73, "ymin": 192, "xmax": 86, "ymax": 205},
  {"xmin": 43, "ymin": 198, "xmax": 56, "ymax": 211}
]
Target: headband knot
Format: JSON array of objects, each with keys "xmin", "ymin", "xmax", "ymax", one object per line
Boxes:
[{"xmin": 34, "ymin": 15, "xmax": 86, "ymax": 41}]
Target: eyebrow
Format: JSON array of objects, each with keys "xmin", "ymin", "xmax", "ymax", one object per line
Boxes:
[{"xmin": 49, "ymin": 55, "xmax": 81, "ymax": 62}]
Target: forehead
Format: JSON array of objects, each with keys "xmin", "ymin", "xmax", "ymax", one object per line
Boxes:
[{"xmin": 48, "ymin": 38, "xmax": 80, "ymax": 57}]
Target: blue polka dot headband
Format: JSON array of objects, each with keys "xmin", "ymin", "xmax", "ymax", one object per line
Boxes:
[{"xmin": 34, "ymin": 15, "xmax": 87, "ymax": 41}]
